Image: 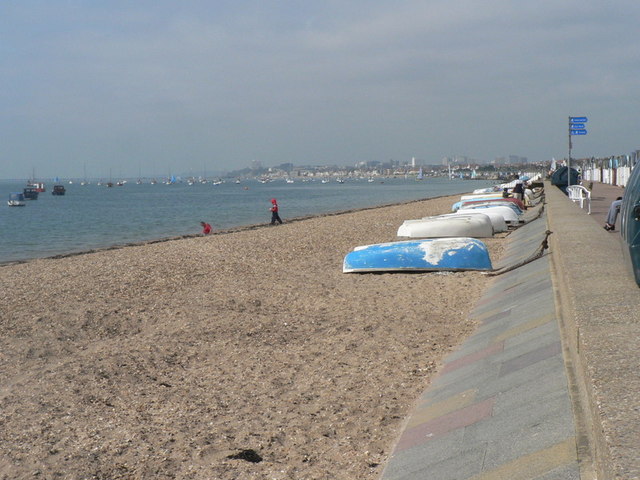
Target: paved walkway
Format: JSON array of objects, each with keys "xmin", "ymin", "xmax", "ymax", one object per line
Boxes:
[{"xmin": 381, "ymin": 182, "xmax": 639, "ymax": 480}]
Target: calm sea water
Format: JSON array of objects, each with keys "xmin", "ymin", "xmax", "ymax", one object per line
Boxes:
[{"xmin": 0, "ymin": 177, "xmax": 495, "ymax": 263}]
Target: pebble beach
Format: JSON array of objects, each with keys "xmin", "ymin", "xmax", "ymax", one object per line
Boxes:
[{"xmin": 0, "ymin": 194, "xmax": 506, "ymax": 480}]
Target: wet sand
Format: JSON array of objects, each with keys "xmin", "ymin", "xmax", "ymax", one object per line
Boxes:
[{"xmin": 0, "ymin": 194, "xmax": 505, "ymax": 479}]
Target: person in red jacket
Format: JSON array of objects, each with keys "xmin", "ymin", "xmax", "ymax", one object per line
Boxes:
[
  {"xmin": 200, "ymin": 221, "xmax": 212, "ymax": 235},
  {"xmin": 270, "ymin": 198, "xmax": 283, "ymax": 225}
]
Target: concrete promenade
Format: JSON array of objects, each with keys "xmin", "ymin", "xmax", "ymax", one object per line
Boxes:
[{"xmin": 381, "ymin": 182, "xmax": 639, "ymax": 480}]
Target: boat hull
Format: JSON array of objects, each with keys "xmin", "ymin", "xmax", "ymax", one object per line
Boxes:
[
  {"xmin": 458, "ymin": 205, "xmax": 521, "ymax": 224},
  {"xmin": 449, "ymin": 210, "xmax": 507, "ymax": 232},
  {"xmin": 8, "ymin": 193, "xmax": 26, "ymax": 207},
  {"xmin": 343, "ymin": 238, "xmax": 493, "ymax": 273},
  {"xmin": 460, "ymin": 193, "xmax": 504, "ymax": 201},
  {"xmin": 397, "ymin": 214, "xmax": 494, "ymax": 238},
  {"xmin": 461, "ymin": 197, "xmax": 525, "ymax": 211}
]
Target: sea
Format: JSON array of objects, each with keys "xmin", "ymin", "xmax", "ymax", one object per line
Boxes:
[{"xmin": 0, "ymin": 176, "xmax": 497, "ymax": 264}]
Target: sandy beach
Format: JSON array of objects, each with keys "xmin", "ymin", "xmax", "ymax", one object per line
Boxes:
[{"xmin": 0, "ymin": 194, "xmax": 506, "ymax": 480}]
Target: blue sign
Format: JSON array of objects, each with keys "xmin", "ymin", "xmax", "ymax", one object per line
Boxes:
[
  {"xmin": 570, "ymin": 116, "xmax": 588, "ymax": 123},
  {"xmin": 571, "ymin": 123, "xmax": 585, "ymax": 129},
  {"xmin": 571, "ymin": 129, "xmax": 587, "ymax": 135}
]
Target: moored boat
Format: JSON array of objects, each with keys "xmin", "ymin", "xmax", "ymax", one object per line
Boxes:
[
  {"xmin": 8, "ymin": 192, "xmax": 26, "ymax": 206},
  {"xmin": 23, "ymin": 187, "xmax": 39, "ymax": 200},
  {"xmin": 343, "ymin": 237, "xmax": 493, "ymax": 273},
  {"xmin": 27, "ymin": 181, "xmax": 45, "ymax": 192},
  {"xmin": 52, "ymin": 185, "xmax": 66, "ymax": 195}
]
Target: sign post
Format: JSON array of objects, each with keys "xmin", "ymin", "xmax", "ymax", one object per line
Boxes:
[{"xmin": 568, "ymin": 116, "xmax": 588, "ymax": 187}]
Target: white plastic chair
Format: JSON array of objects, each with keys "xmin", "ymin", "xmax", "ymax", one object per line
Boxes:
[{"xmin": 566, "ymin": 185, "xmax": 591, "ymax": 214}]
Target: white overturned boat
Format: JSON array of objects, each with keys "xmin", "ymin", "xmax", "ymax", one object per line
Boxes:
[
  {"xmin": 458, "ymin": 204, "xmax": 522, "ymax": 224},
  {"xmin": 472, "ymin": 187, "xmax": 500, "ymax": 194},
  {"xmin": 453, "ymin": 198, "xmax": 525, "ymax": 214},
  {"xmin": 397, "ymin": 214, "xmax": 493, "ymax": 238},
  {"xmin": 343, "ymin": 238, "xmax": 493, "ymax": 273},
  {"xmin": 449, "ymin": 210, "xmax": 507, "ymax": 233},
  {"xmin": 460, "ymin": 192, "xmax": 505, "ymax": 201}
]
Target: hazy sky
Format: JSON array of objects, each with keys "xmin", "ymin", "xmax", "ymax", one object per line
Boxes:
[{"xmin": 2, "ymin": 1, "xmax": 639, "ymax": 179}]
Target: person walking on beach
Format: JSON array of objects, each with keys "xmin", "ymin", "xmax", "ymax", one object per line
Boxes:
[
  {"xmin": 270, "ymin": 198, "xmax": 283, "ymax": 225},
  {"xmin": 604, "ymin": 197, "xmax": 623, "ymax": 231},
  {"xmin": 200, "ymin": 221, "xmax": 212, "ymax": 235}
]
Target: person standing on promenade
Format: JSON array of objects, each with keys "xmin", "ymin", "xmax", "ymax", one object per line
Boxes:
[
  {"xmin": 604, "ymin": 196, "xmax": 623, "ymax": 231},
  {"xmin": 270, "ymin": 198, "xmax": 283, "ymax": 225},
  {"xmin": 200, "ymin": 221, "xmax": 212, "ymax": 235}
]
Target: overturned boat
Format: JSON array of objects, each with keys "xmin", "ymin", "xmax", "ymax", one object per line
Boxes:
[
  {"xmin": 343, "ymin": 237, "xmax": 493, "ymax": 273},
  {"xmin": 460, "ymin": 197, "xmax": 525, "ymax": 211},
  {"xmin": 449, "ymin": 210, "xmax": 508, "ymax": 233},
  {"xmin": 458, "ymin": 204, "xmax": 522, "ymax": 225},
  {"xmin": 397, "ymin": 214, "xmax": 494, "ymax": 238}
]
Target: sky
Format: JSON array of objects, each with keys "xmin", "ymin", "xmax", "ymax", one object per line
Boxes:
[{"xmin": 1, "ymin": 0, "xmax": 639, "ymax": 179}]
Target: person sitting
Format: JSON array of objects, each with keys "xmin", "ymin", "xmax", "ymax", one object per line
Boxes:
[
  {"xmin": 511, "ymin": 175, "xmax": 524, "ymax": 201},
  {"xmin": 200, "ymin": 221, "xmax": 212, "ymax": 235},
  {"xmin": 604, "ymin": 197, "xmax": 623, "ymax": 231}
]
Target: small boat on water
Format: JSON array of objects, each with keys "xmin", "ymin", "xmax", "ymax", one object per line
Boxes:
[
  {"xmin": 343, "ymin": 237, "xmax": 493, "ymax": 273},
  {"xmin": 8, "ymin": 192, "xmax": 26, "ymax": 206},
  {"xmin": 52, "ymin": 185, "xmax": 66, "ymax": 195},
  {"xmin": 27, "ymin": 181, "xmax": 45, "ymax": 192},
  {"xmin": 23, "ymin": 187, "xmax": 39, "ymax": 200},
  {"xmin": 397, "ymin": 214, "xmax": 494, "ymax": 238}
]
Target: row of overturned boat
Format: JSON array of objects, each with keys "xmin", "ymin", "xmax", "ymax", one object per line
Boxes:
[{"xmin": 342, "ymin": 175, "xmax": 542, "ymax": 273}]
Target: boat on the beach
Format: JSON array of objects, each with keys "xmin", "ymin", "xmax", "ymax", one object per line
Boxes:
[
  {"xmin": 397, "ymin": 214, "xmax": 494, "ymax": 238},
  {"xmin": 8, "ymin": 192, "xmax": 26, "ymax": 207},
  {"xmin": 460, "ymin": 192, "xmax": 505, "ymax": 201},
  {"xmin": 458, "ymin": 204, "xmax": 522, "ymax": 224},
  {"xmin": 452, "ymin": 197, "xmax": 525, "ymax": 213},
  {"xmin": 461, "ymin": 197, "xmax": 525, "ymax": 211},
  {"xmin": 343, "ymin": 237, "xmax": 493, "ymax": 273},
  {"xmin": 52, "ymin": 185, "xmax": 66, "ymax": 195},
  {"xmin": 472, "ymin": 187, "xmax": 500, "ymax": 194},
  {"xmin": 450, "ymin": 210, "xmax": 508, "ymax": 232}
]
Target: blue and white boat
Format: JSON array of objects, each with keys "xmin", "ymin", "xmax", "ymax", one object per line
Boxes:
[
  {"xmin": 8, "ymin": 192, "xmax": 26, "ymax": 207},
  {"xmin": 343, "ymin": 237, "xmax": 493, "ymax": 273}
]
